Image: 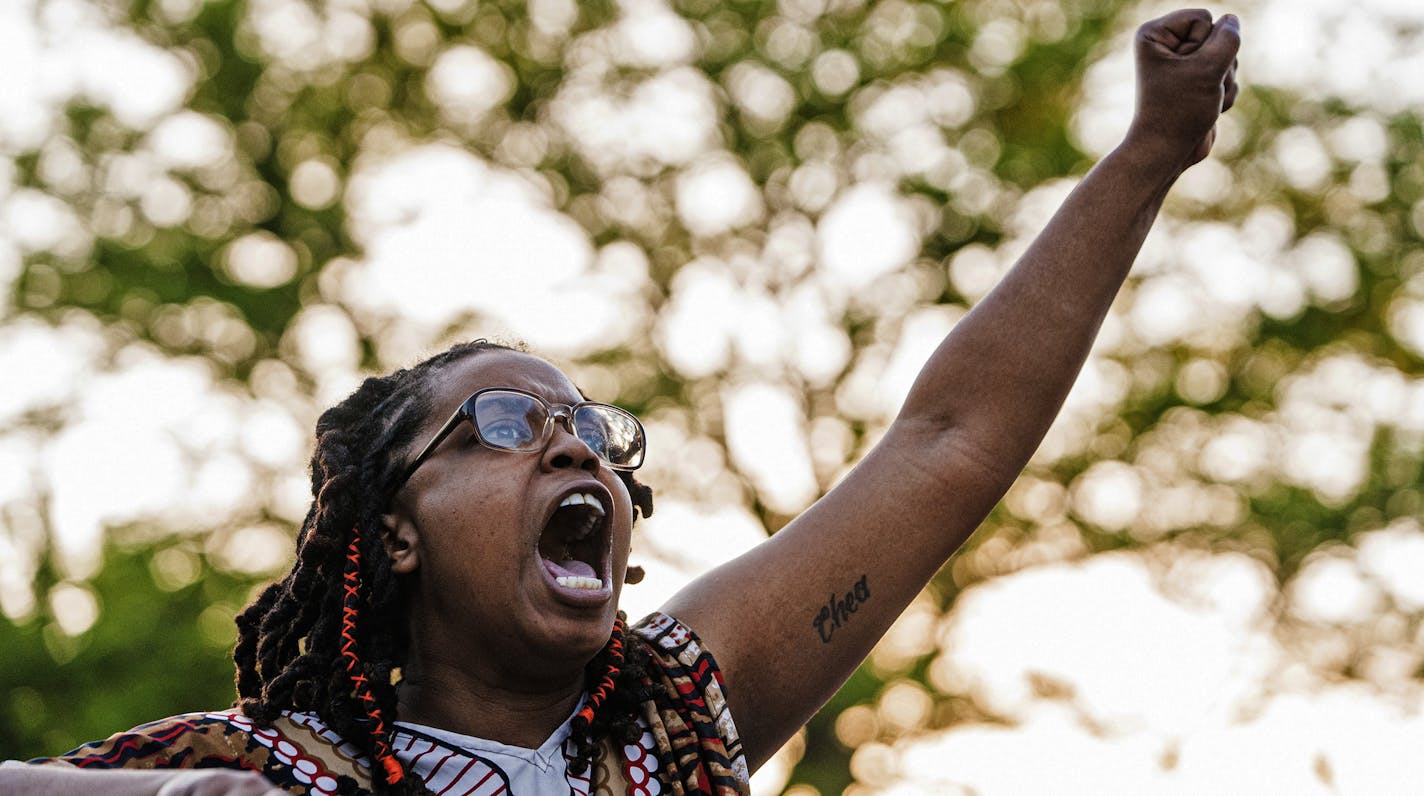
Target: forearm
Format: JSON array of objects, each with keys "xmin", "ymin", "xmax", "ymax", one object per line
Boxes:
[
  {"xmin": 898, "ymin": 139, "xmax": 1183, "ymax": 474},
  {"xmin": 0, "ymin": 761, "xmax": 283, "ymax": 795},
  {"xmin": 0, "ymin": 763, "xmax": 160, "ymax": 795}
]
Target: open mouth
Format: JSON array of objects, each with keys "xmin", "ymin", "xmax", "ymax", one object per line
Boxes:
[{"xmin": 537, "ymin": 490, "xmax": 610, "ymax": 592}]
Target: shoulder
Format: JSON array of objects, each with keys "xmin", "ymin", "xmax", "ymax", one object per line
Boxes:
[
  {"xmin": 30, "ymin": 711, "xmax": 251, "ymax": 769},
  {"xmin": 631, "ymin": 611, "xmax": 730, "ymax": 702},
  {"xmin": 30, "ymin": 710, "xmax": 372, "ymax": 795},
  {"xmin": 631, "ymin": 612, "xmax": 750, "ymax": 793},
  {"xmin": 632, "ymin": 611, "xmax": 719, "ymax": 675}
]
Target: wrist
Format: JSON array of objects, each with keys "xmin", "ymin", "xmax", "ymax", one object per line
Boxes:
[
  {"xmin": 1118, "ymin": 120, "xmax": 1205, "ymax": 171},
  {"xmin": 1103, "ymin": 133, "xmax": 1194, "ymax": 195},
  {"xmin": 1116, "ymin": 128, "xmax": 1191, "ymax": 168}
]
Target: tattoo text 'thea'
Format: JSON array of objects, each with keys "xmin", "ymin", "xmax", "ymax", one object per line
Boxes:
[{"xmin": 813, "ymin": 575, "xmax": 870, "ymax": 644}]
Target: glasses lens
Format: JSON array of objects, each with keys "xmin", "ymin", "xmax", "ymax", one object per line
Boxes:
[
  {"xmin": 472, "ymin": 391, "xmax": 546, "ymax": 451},
  {"xmin": 574, "ymin": 404, "xmax": 645, "ymax": 469}
]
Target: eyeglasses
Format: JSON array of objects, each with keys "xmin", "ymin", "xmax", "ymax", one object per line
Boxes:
[{"xmin": 398, "ymin": 387, "xmax": 646, "ymax": 487}]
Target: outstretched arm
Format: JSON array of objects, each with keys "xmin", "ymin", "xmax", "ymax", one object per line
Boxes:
[
  {"xmin": 0, "ymin": 762, "xmax": 285, "ymax": 795},
  {"xmin": 662, "ymin": 9, "xmax": 1241, "ymax": 771},
  {"xmin": 899, "ymin": 10, "xmax": 1240, "ymax": 467}
]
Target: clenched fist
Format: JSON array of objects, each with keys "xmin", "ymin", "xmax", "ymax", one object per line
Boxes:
[{"xmin": 1127, "ymin": 9, "xmax": 1241, "ymax": 169}]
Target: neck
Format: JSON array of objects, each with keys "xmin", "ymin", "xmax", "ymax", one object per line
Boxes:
[{"xmin": 395, "ymin": 655, "xmax": 587, "ymax": 748}]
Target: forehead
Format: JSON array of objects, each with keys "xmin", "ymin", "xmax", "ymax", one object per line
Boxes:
[{"xmin": 425, "ymin": 350, "xmax": 581, "ymax": 418}]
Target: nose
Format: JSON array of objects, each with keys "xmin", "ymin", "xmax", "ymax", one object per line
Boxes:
[{"xmin": 541, "ymin": 412, "xmax": 599, "ymax": 473}]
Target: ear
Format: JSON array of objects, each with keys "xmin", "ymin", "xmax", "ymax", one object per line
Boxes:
[{"xmin": 381, "ymin": 510, "xmax": 421, "ymax": 575}]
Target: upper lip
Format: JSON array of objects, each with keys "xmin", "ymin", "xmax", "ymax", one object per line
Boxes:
[
  {"xmin": 535, "ymin": 481, "xmax": 615, "ymax": 569},
  {"xmin": 539, "ymin": 481, "xmax": 614, "ymax": 530}
]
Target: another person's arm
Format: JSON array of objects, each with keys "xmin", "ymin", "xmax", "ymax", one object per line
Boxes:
[
  {"xmin": 663, "ymin": 9, "xmax": 1241, "ymax": 770},
  {"xmin": 0, "ymin": 761, "xmax": 283, "ymax": 795}
]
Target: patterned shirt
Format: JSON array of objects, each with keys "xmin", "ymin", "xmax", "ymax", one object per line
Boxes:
[{"xmin": 28, "ymin": 612, "xmax": 749, "ymax": 795}]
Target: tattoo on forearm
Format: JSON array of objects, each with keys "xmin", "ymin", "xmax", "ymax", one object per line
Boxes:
[{"xmin": 812, "ymin": 575, "xmax": 870, "ymax": 643}]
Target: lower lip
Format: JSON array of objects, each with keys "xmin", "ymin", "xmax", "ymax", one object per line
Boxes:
[{"xmin": 539, "ymin": 558, "xmax": 613, "ymax": 607}]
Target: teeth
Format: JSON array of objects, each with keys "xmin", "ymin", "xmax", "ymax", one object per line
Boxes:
[
  {"xmin": 555, "ymin": 575, "xmax": 603, "ymax": 590},
  {"xmin": 559, "ymin": 492, "xmax": 605, "ymax": 517}
]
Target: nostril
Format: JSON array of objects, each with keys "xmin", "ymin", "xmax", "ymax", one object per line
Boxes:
[
  {"xmin": 549, "ymin": 452, "xmax": 599, "ymax": 471},
  {"xmin": 544, "ymin": 426, "xmax": 600, "ymax": 471}
]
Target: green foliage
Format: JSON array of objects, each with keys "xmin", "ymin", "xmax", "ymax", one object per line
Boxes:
[{"xmin": 1, "ymin": 538, "xmax": 265, "ymax": 760}]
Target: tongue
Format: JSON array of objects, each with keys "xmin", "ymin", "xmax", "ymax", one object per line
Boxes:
[{"xmin": 545, "ymin": 557, "xmax": 597, "ymax": 579}]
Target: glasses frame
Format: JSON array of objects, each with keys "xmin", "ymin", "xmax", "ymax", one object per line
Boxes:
[{"xmin": 397, "ymin": 387, "xmax": 646, "ymax": 488}]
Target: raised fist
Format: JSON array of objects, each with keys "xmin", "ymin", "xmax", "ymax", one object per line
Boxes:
[{"xmin": 1128, "ymin": 9, "xmax": 1241, "ymax": 168}]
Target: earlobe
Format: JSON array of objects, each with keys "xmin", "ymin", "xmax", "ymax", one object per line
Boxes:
[{"xmin": 381, "ymin": 512, "xmax": 421, "ymax": 575}]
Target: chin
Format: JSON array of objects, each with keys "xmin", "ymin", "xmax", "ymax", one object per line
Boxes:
[{"xmin": 561, "ymin": 601, "xmax": 621, "ymax": 647}]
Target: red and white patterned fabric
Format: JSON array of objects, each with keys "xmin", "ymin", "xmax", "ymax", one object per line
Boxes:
[{"xmin": 27, "ymin": 612, "xmax": 749, "ymax": 795}]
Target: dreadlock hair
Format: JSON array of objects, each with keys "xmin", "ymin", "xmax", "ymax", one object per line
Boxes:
[{"xmin": 233, "ymin": 340, "xmax": 659, "ymax": 795}]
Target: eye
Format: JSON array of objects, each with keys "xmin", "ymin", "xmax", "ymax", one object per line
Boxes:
[{"xmin": 481, "ymin": 419, "xmax": 533, "ymax": 447}]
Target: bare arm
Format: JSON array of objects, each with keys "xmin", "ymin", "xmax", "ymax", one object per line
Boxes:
[
  {"xmin": 0, "ymin": 762, "xmax": 284, "ymax": 795},
  {"xmin": 662, "ymin": 9, "xmax": 1242, "ymax": 770}
]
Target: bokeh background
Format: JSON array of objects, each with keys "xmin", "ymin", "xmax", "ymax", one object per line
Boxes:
[{"xmin": 2, "ymin": 0, "xmax": 1423, "ymax": 792}]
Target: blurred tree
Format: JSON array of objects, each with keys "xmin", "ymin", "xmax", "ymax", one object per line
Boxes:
[{"xmin": 0, "ymin": 531, "xmax": 267, "ymax": 758}]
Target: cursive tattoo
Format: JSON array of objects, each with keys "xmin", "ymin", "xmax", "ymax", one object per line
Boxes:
[{"xmin": 812, "ymin": 575, "xmax": 871, "ymax": 644}]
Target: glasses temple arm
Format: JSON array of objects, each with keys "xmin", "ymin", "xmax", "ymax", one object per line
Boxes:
[{"xmin": 398, "ymin": 407, "xmax": 467, "ymax": 486}]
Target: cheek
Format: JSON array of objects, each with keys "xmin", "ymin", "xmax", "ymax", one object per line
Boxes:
[
  {"xmin": 607, "ymin": 482, "xmax": 637, "ymax": 597},
  {"xmin": 609, "ymin": 478, "xmax": 637, "ymax": 547},
  {"xmin": 418, "ymin": 479, "xmax": 519, "ymax": 553}
]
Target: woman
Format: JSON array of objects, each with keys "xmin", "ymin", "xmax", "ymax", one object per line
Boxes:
[{"xmin": 3, "ymin": 9, "xmax": 1240, "ymax": 794}]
